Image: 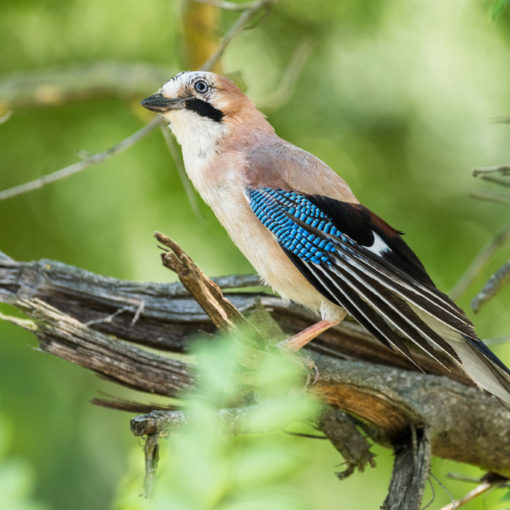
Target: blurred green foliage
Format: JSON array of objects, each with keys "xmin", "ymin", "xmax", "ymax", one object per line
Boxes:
[
  {"xmin": 115, "ymin": 331, "xmax": 321, "ymax": 510},
  {"xmin": 492, "ymin": 0, "xmax": 510, "ymax": 20},
  {"xmin": 0, "ymin": 416, "xmax": 47, "ymax": 510},
  {"xmin": 1, "ymin": 0, "xmax": 510, "ymax": 508}
]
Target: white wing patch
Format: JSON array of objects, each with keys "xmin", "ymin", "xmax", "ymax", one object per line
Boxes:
[{"xmin": 365, "ymin": 232, "xmax": 390, "ymax": 255}]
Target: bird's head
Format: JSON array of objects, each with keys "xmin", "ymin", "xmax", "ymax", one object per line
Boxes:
[{"xmin": 141, "ymin": 71, "xmax": 271, "ymax": 154}]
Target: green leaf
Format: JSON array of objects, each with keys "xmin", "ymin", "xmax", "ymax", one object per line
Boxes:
[{"xmin": 492, "ymin": 0, "xmax": 510, "ymax": 20}]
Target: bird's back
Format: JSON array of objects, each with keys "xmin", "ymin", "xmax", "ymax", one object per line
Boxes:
[{"xmin": 240, "ymin": 138, "xmax": 510, "ymax": 405}]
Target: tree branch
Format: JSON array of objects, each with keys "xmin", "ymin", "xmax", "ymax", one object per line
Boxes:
[
  {"xmin": 155, "ymin": 231, "xmax": 250, "ymax": 331},
  {"xmin": 471, "ymin": 260, "xmax": 510, "ymax": 313},
  {"xmin": 191, "ymin": 0, "xmax": 265, "ymax": 11},
  {"xmin": 439, "ymin": 473, "xmax": 507, "ymax": 510},
  {"xmin": 382, "ymin": 427, "xmax": 431, "ymax": 510},
  {"xmin": 202, "ymin": 0, "xmax": 276, "ymax": 72},
  {"xmin": 1, "ymin": 246, "xmax": 509, "ymax": 479},
  {"xmin": 0, "ymin": 61, "xmax": 173, "ymax": 110},
  {"xmin": 0, "ymin": 298, "xmax": 192, "ymax": 396},
  {"xmin": 0, "ymin": 0, "xmax": 272, "ymax": 202},
  {"xmin": 469, "ymin": 190, "xmax": 510, "ymax": 205},
  {"xmin": 159, "ymin": 126, "xmax": 202, "ymax": 218},
  {"xmin": 450, "ymin": 164, "xmax": 510, "ymax": 300},
  {"xmin": 0, "ymin": 249, "xmax": 472, "ymax": 380},
  {"xmin": 0, "ymin": 117, "xmax": 161, "ymax": 202},
  {"xmin": 253, "ymin": 39, "xmax": 313, "ymax": 110},
  {"xmin": 450, "ymin": 221, "xmax": 510, "ymax": 300}
]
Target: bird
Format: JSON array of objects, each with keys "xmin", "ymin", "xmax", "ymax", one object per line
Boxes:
[{"xmin": 141, "ymin": 70, "xmax": 510, "ymax": 405}]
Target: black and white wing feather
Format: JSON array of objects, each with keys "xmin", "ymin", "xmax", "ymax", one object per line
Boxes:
[{"xmin": 247, "ymin": 187, "xmax": 510, "ymax": 404}]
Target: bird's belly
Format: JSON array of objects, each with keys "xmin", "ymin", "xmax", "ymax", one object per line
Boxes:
[{"xmin": 206, "ymin": 187, "xmax": 332, "ymax": 314}]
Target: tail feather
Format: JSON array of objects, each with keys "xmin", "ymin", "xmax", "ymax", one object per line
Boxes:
[
  {"xmin": 411, "ymin": 305, "xmax": 510, "ymax": 406},
  {"xmin": 461, "ymin": 334, "xmax": 510, "ymax": 399},
  {"xmin": 451, "ymin": 339, "xmax": 510, "ymax": 406}
]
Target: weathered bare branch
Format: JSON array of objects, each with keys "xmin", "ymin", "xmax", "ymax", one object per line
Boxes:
[
  {"xmin": 0, "ymin": 251, "xmax": 471, "ymax": 380},
  {"xmin": 155, "ymin": 231, "xmax": 252, "ymax": 331},
  {"xmin": 131, "ymin": 407, "xmax": 251, "ymax": 436},
  {"xmin": 318, "ymin": 408, "xmax": 376, "ymax": 479},
  {"xmin": 126, "ymin": 347, "xmax": 510, "ymax": 477},
  {"xmin": 1, "ymin": 247, "xmax": 509, "ymax": 479},
  {"xmin": 0, "ymin": 298, "xmax": 192, "ymax": 396},
  {"xmin": 382, "ymin": 427, "xmax": 431, "ymax": 510}
]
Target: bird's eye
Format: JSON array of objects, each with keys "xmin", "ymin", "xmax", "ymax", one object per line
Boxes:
[{"xmin": 194, "ymin": 80, "xmax": 209, "ymax": 94}]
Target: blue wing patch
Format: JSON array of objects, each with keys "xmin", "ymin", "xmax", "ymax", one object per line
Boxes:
[{"xmin": 248, "ymin": 188, "xmax": 354, "ymax": 264}]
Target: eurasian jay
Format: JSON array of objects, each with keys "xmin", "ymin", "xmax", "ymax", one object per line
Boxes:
[{"xmin": 141, "ymin": 71, "xmax": 510, "ymax": 405}]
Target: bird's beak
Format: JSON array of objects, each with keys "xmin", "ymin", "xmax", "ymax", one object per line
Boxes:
[{"xmin": 140, "ymin": 93, "xmax": 185, "ymax": 113}]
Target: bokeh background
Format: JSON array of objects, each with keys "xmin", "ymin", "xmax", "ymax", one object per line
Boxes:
[{"xmin": 1, "ymin": 0, "xmax": 510, "ymax": 508}]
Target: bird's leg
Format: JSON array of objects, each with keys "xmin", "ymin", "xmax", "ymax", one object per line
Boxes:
[{"xmin": 277, "ymin": 318, "xmax": 342, "ymax": 354}]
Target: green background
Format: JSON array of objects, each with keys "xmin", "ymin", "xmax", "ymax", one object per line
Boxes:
[{"xmin": 1, "ymin": 0, "xmax": 510, "ymax": 508}]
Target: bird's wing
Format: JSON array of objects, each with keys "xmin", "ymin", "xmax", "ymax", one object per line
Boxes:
[{"xmin": 247, "ymin": 187, "xmax": 510, "ymax": 395}]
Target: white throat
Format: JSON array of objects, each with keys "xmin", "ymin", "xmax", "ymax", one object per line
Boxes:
[{"xmin": 165, "ymin": 110, "xmax": 227, "ymax": 170}]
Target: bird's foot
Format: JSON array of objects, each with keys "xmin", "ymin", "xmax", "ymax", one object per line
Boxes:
[{"xmin": 277, "ymin": 319, "xmax": 340, "ymax": 353}]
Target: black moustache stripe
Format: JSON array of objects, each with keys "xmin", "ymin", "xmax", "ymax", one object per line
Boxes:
[{"xmin": 184, "ymin": 98, "xmax": 224, "ymax": 122}]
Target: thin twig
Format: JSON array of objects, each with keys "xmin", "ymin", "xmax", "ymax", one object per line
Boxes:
[
  {"xmin": 445, "ymin": 473, "xmax": 484, "ymax": 483},
  {"xmin": 131, "ymin": 407, "xmax": 254, "ymax": 437},
  {"xmin": 255, "ymin": 39, "xmax": 314, "ymax": 110},
  {"xmin": 483, "ymin": 335, "xmax": 510, "ymax": 345},
  {"xmin": 0, "ymin": 110, "xmax": 12, "ymax": 124},
  {"xmin": 450, "ymin": 222, "xmax": 510, "ymax": 300},
  {"xmin": 192, "ymin": 0, "xmax": 263, "ymax": 11},
  {"xmin": 473, "ymin": 165, "xmax": 510, "ymax": 177},
  {"xmin": 438, "ymin": 477, "xmax": 505, "ymax": 510},
  {"xmin": 160, "ymin": 125, "xmax": 203, "ymax": 218},
  {"xmin": 0, "ymin": 117, "xmax": 161, "ymax": 201},
  {"xmin": 85, "ymin": 306, "xmax": 133, "ymax": 327},
  {"xmin": 490, "ymin": 116, "xmax": 510, "ymax": 123},
  {"xmin": 446, "ymin": 472, "xmax": 510, "ymax": 488},
  {"xmin": 143, "ymin": 433, "xmax": 159, "ymax": 498},
  {"xmin": 0, "ymin": 0, "xmax": 269, "ymax": 201},
  {"xmin": 430, "ymin": 472, "xmax": 456, "ymax": 509},
  {"xmin": 473, "ymin": 165, "xmax": 510, "ymax": 187},
  {"xmin": 476, "ymin": 175, "xmax": 510, "ymax": 187},
  {"xmin": 470, "ymin": 190, "xmax": 510, "ymax": 205},
  {"xmin": 202, "ymin": 0, "xmax": 275, "ymax": 72},
  {"xmin": 471, "ymin": 260, "xmax": 510, "ymax": 313}
]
